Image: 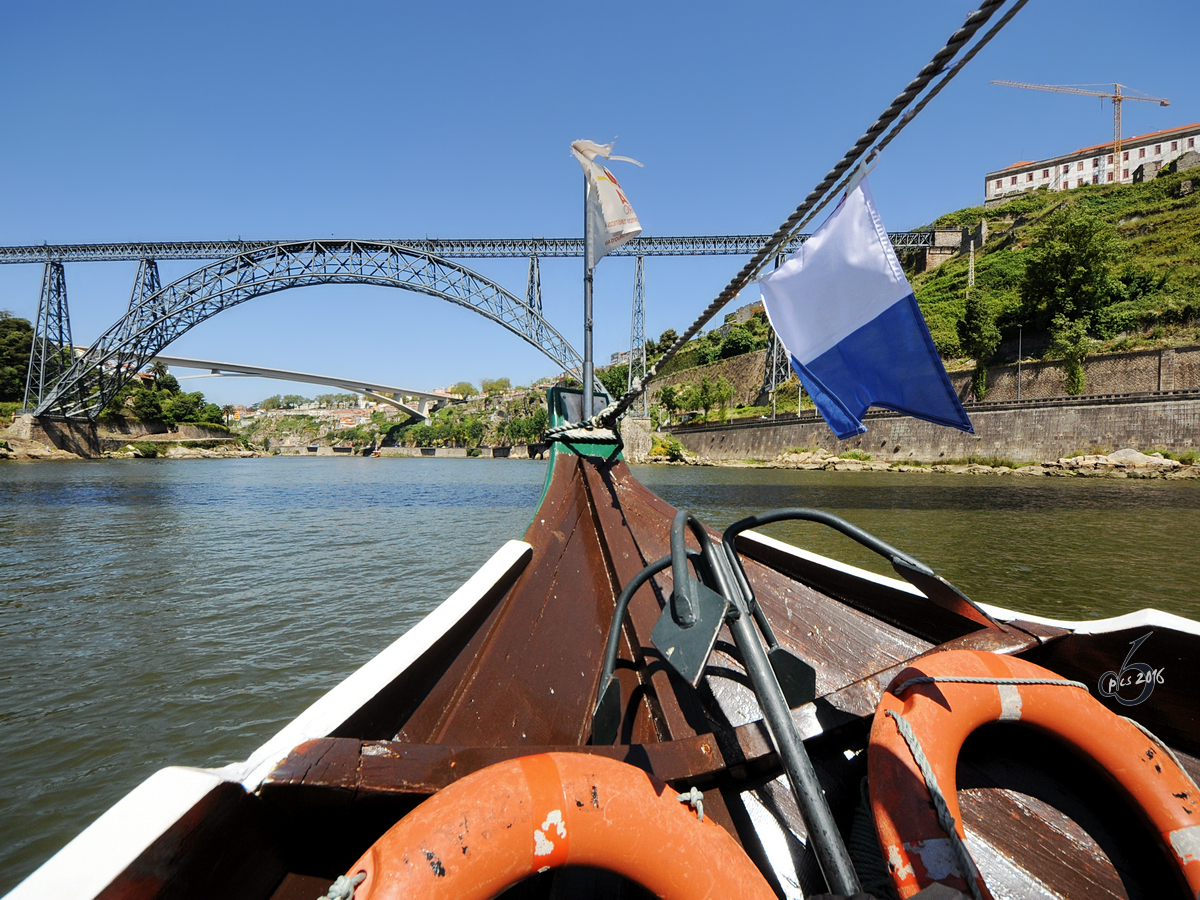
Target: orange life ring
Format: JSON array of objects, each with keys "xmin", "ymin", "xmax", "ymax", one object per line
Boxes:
[
  {"xmin": 868, "ymin": 648, "xmax": 1200, "ymax": 899},
  {"xmin": 341, "ymin": 751, "xmax": 777, "ymax": 900}
]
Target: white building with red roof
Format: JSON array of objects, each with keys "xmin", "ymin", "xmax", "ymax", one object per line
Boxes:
[{"xmin": 985, "ymin": 122, "xmax": 1200, "ymax": 204}]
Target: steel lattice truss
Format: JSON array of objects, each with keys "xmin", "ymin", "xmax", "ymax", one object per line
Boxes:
[
  {"xmin": 627, "ymin": 256, "xmax": 647, "ymax": 416},
  {"xmin": 35, "ymin": 240, "xmax": 582, "ymax": 420},
  {"xmin": 0, "ymin": 230, "xmax": 934, "ymax": 264},
  {"xmin": 22, "ymin": 262, "xmax": 75, "ymax": 411}
]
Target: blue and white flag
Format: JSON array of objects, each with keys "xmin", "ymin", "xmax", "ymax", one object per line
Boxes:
[{"xmin": 759, "ymin": 178, "xmax": 972, "ymax": 440}]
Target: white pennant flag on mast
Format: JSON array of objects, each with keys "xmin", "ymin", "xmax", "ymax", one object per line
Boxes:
[{"xmin": 570, "ymin": 139, "xmax": 643, "ymax": 267}]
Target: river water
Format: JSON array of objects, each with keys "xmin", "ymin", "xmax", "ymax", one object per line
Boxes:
[{"xmin": 2, "ymin": 457, "xmax": 1199, "ymax": 891}]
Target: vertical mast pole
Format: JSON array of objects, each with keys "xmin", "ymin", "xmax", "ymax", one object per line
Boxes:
[{"xmin": 582, "ymin": 175, "xmax": 595, "ymax": 418}]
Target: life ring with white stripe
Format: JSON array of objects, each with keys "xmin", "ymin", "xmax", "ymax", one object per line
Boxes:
[
  {"xmin": 868, "ymin": 648, "xmax": 1200, "ymax": 899},
  {"xmin": 339, "ymin": 751, "xmax": 777, "ymax": 900}
]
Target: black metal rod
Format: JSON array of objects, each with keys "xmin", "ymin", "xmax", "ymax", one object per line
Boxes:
[
  {"xmin": 598, "ymin": 554, "xmax": 670, "ymax": 691},
  {"xmin": 705, "ymin": 539, "xmax": 861, "ymax": 895},
  {"xmin": 722, "ymin": 540, "xmax": 781, "ymax": 650},
  {"xmin": 723, "ymin": 507, "xmax": 935, "ymax": 576}
]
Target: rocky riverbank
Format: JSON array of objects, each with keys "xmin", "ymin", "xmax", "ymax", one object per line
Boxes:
[
  {"xmin": 103, "ymin": 443, "xmax": 268, "ymax": 459},
  {"xmin": 0, "ymin": 436, "xmax": 81, "ymax": 461},
  {"xmin": 654, "ymin": 446, "xmax": 1200, "ymax": 478},
  {"xmin": 0, "ymin": 434, "xmax": 268, "ymax": 461}
]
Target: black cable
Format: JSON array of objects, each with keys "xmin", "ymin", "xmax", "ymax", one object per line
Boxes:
[{"xmin": 582, "ymin": 0, "xmax": 1024, "ymax": 430}]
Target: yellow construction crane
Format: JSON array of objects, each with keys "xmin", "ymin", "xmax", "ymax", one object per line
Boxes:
[{"xmin": 991, "ymin": 81, "xmax": 1169, "ymax": 168}]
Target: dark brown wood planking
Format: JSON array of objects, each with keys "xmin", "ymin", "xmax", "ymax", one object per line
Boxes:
[
  {"xmin": 253, "ymin": 452, "xmax": 1194, "ymax": 897},
  {"xmin": 393, "ymin": 454, "xmax": 649, "ymax": 747}
]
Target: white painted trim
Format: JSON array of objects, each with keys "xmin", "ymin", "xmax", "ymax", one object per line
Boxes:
[
  {"xmin": 742, "ymin": 530, "xmax": 1200, "ymax": 639},
  {"xmin": 5, "ymin": 767, "xmax": 225, "ymax": 900},
  {"xmin": 230, "ymin": 539, "xmax": 533, "ymax": 789},
  {"xmin": 1054, "ymin": 607, "xmax": 1200, "ymax": 637}
]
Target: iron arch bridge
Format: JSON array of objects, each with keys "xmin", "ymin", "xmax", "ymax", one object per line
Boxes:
[{"xmin": 34, "ymin": 240, "xmax": 581, "ymax": 420}]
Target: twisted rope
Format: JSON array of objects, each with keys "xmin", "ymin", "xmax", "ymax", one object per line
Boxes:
[
  {"xmin": 891, "ymin": 674, "xmax": 1088, "ymax": 696},
  {"xmin": 317, "ymin": 871, "xmax": 366, "ymax": 900},
  {"xmin": 579, "ymin": 0, "xmax": 1024, "ymax": 432},
  {"xmin": 676, "ymin": 786, "xmax": 705, "ymax": 822},
  {"xmin": 884, "ymin": 709, "xmax": 984, "ymax": 900}
]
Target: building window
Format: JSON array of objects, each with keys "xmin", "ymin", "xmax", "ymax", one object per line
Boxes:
[
  {"xmin": 1139, "ymin": 148, "xmax": 1146, "ymax": 158},
  {"xmin": 1107, "ymin": 172, "xmax": 1113, "ymax": 182},
  {"xmin": 1123, "ymin": 151, "xmax": 1129, "ymax": 161},
  {"xmin": 1027, "ymin": 173, "xmax": 1034, "ymax": 182},
  {"xmin": 1042, "ymin": 169, "xmax": 1050, "ymax": 178},
  {"xmin": 1171, "ymin": 141, "xmax": 1178, "ymax": 151},
  {"xmin": 1190, "ymin": 138, "xmax": 1195, "ymax": 149},
  {"xmin": 1063, "ymin": 165, "xmax": 1070, "ymax": 174},
  {"xmin": 1092, "ymin": 174, "xmax": 1099, "ymax": 184},
  {"xmin": 1107, "ymin": 154, "xmax": 1113, "ymax": 164},
  {"xmin": 1077, "ymin": 161, "xmax": 1085, "ymax": 172},
  {"xmin": 1123, "ymin": 168, "xmax": 1129, "ymax": 179},
  {"xmin": 1093, "ymin": 158, "xmax": 1100, "ymax": 168},
  {"xmin": 995, "ymin": 179, "xmax": 1002, "ymax": 189},
  {"xmin": 1155, "ymin": 144, "xmax": 1161, "ymax": 154},
  {"xmin": 1011, "ymin": 176, "xmax": 1018, "ymax": 185}
]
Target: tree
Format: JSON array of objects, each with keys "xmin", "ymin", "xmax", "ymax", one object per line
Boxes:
[
  {"xmin": 161, "ymin": 391, "xmax": 202, "ymax": 425},
  {"xmin": 1048, "ymin": 313, "xmax": 1093, "ymax": 395},
  {"xmin": 480, "ymin": 377, "xmax": 511, "ymax": 395},
  {"xmin": 0, "ymin": 311, "xmax": 33, "ymax": 402},
  {"xmin": 655, "ymin": 329, "xmax": 678, "ymax": 355},
  {"xmin": 258, "ymin": 395, "xmax": 283, "ymax": 410},
  {"xmin": 156, "ymin": 372, "xmax": 181, "ymax": 394},
  {"xmin": 713, "ymin": 377, "xmax": 734, "ymax": 423},
  {"xmin": 698, "ymin": 377, "xmax": 715, "ymax": 422},
  {"xmin": 719, "ymin": 324, "xmax": 755, "ymax": 359},
  {"xmin": 957, "ymin": 292, "xmax": 1001, "ymax": 400},
  {"xmin": 314, "ymin": 392, "xmax": 358, "ymax": 407},
  {"xmin": 451, "ymin": 381, "xmax": 476, "ymax": 398},
  {"xmin": 596, "ymin": 364, "xmax": 628, "ymax": 400},
  {"xmin": 657, "ymin": 385, "xmax": 678, "ymax": 425},
  {"xmin": 681, "ymin": 376, "xmax": 716, "ymax": 422},
  {"xmin": 221, "ymin": 404, "xmax": 235, "ymax": 425},
  {"xmin": 464, "ymin": 418, "xmax": 486, "ymax": 447},
  {"xmin": 695, "ymin": 342, "xmax": 719, "ymax": 366},
  {"xmin": 1020, "ymin": 206, "xmax": 1123, "ymax": 329},
  {"xmin": 130, "ymin": 387, "xmax": 163, "ymax": 422},
  {"xmin": 530, "ymin": 406, "xmax": 547, "ymax": 436}
]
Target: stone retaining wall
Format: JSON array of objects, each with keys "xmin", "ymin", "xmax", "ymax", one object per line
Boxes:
[
  {"xmin": 671, "ymin": 394, "xmax": 1200, "ymax": 464},
  {"xmin": 646, "ymin": 350, "xmax": 769, "ymax": 408},
  {"xmin": 952, "ymin": 346, "xmax": 1200, "ymax": 401}
]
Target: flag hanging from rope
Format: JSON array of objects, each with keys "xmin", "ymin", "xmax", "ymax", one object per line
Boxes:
[
  {"xmin": 570, "ymin": 140, "xmax": 643, "ymax": 267},
  {"xmin": 759, "ymin": 177, "xmax": 973, "ymax": 440}
]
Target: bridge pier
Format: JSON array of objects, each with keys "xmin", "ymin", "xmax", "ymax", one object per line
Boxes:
[{"xmin": 13, "ymin": 414, "xmax": 101, "ymax": 458}]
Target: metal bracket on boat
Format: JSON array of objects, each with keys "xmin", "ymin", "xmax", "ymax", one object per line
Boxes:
[
  {"xmin": 721, "ymin": 508, "xmax": 999, "ymax": 631},
  {"xmin": 650, "ymin": 512, "xmax": 730, "ymax": 688}
]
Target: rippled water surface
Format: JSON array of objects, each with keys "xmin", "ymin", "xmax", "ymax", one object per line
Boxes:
[{"xmin": 3, "ymin": 457, "xmax": 1199, "ymax": 891}]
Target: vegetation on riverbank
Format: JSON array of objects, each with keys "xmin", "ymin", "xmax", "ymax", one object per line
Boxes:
[
  {"xmin": 100, "ymin": 362, "xmax": 226, "ymax": 428},
  {"xmin": 912, "ymin": 168, "xmax": 1200, "ymax": 396}
]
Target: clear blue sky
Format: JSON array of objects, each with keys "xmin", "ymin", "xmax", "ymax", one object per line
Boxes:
[{"xmin": 2, "ymin": 1, "xmax": 1196, "ymax": 405}]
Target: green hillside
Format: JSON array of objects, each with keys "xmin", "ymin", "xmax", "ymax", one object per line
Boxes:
[{"xmin": 911, "ymin": 167, "xmax": 1200, "ymax": 367}]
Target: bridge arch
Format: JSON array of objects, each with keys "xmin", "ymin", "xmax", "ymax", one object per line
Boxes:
[{"xmin": 35, "ymin": 240, "xmax": 582, "ymax": 419}]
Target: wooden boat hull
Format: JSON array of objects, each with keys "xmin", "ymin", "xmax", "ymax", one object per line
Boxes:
[{"xmin": 11, "ymin": 402, "xmax": 1200, "ymax": 900}]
